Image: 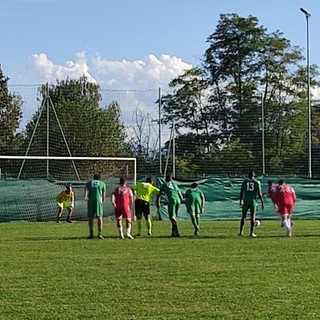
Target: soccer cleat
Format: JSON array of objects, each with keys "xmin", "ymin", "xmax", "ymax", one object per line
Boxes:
[
  {"xmin": 194, "ymin": 230, "xmax": 199, "ymax": 236},
  {"xmin": 135, "ymin": 233, "xmax": 141, "ymax": 237},
  {"xmin": 97, "ymin": 234, "xmax": 104, "ymax": 240},
  {"xmin": 171, "ymin": 232, "xmax": 180, "ymax": 238},
  {"xmin": 87, "ymin": 234, "xmax": 94, "ymax": 239},
  {"xmin": 66, "ymin": 218, "xmax": 72, "ymax": 223},
  {"xmin": 126, "ymin": 234, "xmax": 134, "ymax": 240},
  {"xmin": 56, "ymin": 218, "xmax": 60, "ymax": 223},
  {"xmin": 147, "ymin": 232, "xmax": 152, "ymax": 236},
  {"xmin": 286, "ymin": 229, "xmax": 292, "ymax": 237},
  {"xmin": 119, "ymin": 233, "xmax": 125, "ymax": 239},
  {"xmin": 238, "ymin": 232, "xmax": 243, "ymax": 236},
  {"xmin": 249, "ymin": 233, "xmax": 257, "ymax": 238}
]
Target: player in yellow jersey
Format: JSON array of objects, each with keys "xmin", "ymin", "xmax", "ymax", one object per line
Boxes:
[
  {"xmin": 56, "ymin": 185, "xmax": 75, "ymax": 223},
  {"xmin": 132, "ymin": 177, "xmax": 160, "ymax": 236}
]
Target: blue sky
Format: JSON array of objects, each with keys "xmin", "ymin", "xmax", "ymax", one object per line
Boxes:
[{"xmin": 1, "ymin": 0, "xmax": 320, "ymax": 90}]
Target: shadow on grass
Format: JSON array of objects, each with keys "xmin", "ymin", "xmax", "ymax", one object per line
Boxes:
[
  {"xmin": 2, "ymin": 235, "xmax": 124, "ymax": 242},
  {"xmin": 3, "ymin": 232, "xmax": 320, "ymax": 242}
]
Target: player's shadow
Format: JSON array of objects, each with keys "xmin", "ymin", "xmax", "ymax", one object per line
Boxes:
[
  {"xmin": 20, "ymin": 235, "xmax": 133, "ymax": 241},
  {"xmin": 17, "ymin": 235, "xmax": 89, "ymax": 241},
  {"xmin": 257, "ymin": 233, "xmax": 320, "ymax": 238},
  {"xmin": 138, "ymin": 234, "xmax": 233, "ymax": 240},
  {"xmin": 11, "ymin": 232, "xmax": 320, "ymax": 242}
]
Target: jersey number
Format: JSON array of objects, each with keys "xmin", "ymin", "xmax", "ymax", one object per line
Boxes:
[{"xmin": 246, "ymin": 182, "xmax": 254, "ymax": 191}]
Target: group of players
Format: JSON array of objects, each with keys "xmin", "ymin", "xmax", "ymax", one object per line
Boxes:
[
  {"xmin": 55, "ymin": 173, "xmax": 205, "ymax": 239},
  {"xmin": 55, "ymin": 171, "xmax": 296, "ymax": 239},
  {"xmin": 240, "ymin": 171, "xmax": 296, "ymax": 237}
]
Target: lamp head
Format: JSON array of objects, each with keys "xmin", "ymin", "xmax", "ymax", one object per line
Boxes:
[{"xmin": 300, "ymin": 7, "xmax": 311, "ymax": 17}]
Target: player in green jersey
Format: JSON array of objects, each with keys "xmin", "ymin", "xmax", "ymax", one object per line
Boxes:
[
  {"xmin": 185, "ymin": 182, "xmax": 205, "ymax": 236},
  {"xmin": 132, "ymin": 177, "xmax": 160, "ymax": 236},
  {"xmin": 239, "ymin": 171, "xmax": 264, "ymax": 237},
  {"xmin": 84, "ymin": 173, "xmax": 107, "ymax": 239},
  {"xmin": 157, "ymin": 175, "xmax": 183, "ymax": 237}
]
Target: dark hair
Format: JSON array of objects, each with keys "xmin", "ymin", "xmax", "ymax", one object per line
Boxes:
[
  {"xmin": 248, "ymin": 171, "xmax": 255, "ymax": 179},
  {"xmin": 66, "ymin": 185, "xmax": 72, "ymax": 190},
  {"xmin": 278, "ymin": 179, "xmax": 284, "ymax": 185},
  {"xmin": 267, "ymin": 180, "xmax": 273, "ymax": 185},
  {"xmin": 146, "ymin": 177, "xmax": 152, "ymax": 183},
  {"xmin": 120, "ymin": 177, "xmax": 126, "ymax": 185},
  {"xmin": 93, "ymin": 173, "xmax": 101, "ymax": 180},
  {"xmin": 165, "ymin": 175, "xmax": 172, "ymax": 182},
  {"xmin": 191, "ymin": 182, "xmax": 198, "ymax": 188}
]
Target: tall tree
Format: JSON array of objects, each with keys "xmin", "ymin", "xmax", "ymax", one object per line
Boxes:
[
  {"xmin": 0, "ymin": 66, "xmax": 23, "ymax": 155},
  {"xmin": 23, "ymin": 77, "xmax": 128, "ymax": 158},
  {"xmin": 163, "ymin": 14, "xmax": 318, "ymax": 174},
  {"xmin": 160, "ymin": 13, "xmax": 319, "ymax": 176}
]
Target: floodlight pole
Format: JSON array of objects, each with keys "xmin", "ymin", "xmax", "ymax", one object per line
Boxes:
[{"xmin": 300, "ymin": 7, "xmax": 312, "ymax": 178}]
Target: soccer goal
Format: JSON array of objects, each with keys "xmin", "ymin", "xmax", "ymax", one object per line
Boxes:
[{"xmin": 0, "ymin": 156, "xmax": 136, "ymax": 222}]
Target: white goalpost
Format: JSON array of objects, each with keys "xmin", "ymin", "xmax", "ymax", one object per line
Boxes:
[{"xmin": 0, "ymin": 155, "xmax": 136, "ymax": 222}]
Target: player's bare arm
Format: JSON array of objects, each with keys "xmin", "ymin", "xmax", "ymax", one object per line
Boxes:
[
  {"xmin": 239, "ymin": 190, "xmax": 244, "ymax": 208},
  {"xmin": 156, "ymin": 192, "xmax": 163, "ymax": 208},
  {"xmin": 111, "ymin": 192, "xmax": 116, "ymax": 208},
  {"xmin": 258, "ymin": 191, "xmax": 264, "ymax": 209}
]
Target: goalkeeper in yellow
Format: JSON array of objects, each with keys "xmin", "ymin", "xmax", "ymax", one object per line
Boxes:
[
  {"xmin": 56, "ymin": 185, "xmax": 75, "ymax": 223},
  {"xmin": 132, "ymin": 177, "xmax": 159, "ymax": 236}
]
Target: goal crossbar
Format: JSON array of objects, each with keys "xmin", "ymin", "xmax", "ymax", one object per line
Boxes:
[{"xmin": 0, "ymin": 156, "xmax": 137, "ymax": 185}]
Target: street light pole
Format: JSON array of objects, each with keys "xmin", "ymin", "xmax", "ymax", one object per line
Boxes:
[
  {"xmin": 300, "ymin": 7, "xmax": 312, "ymax": 178},
  {"xmin": 261, "ymin": 94, "xmax": 265, "ymax": 176}
]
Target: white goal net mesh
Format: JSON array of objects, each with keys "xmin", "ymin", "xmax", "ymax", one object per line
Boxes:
[{"xmin": 0, "ymin": 156, "xmax": 136, "ymax": 222}]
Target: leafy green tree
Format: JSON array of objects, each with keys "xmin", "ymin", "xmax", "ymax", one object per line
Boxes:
[
  {"xmin": 23, "ymin": 77, "xmax": 127, "ymax": 157},
  {"xmin": 161, "ymin": 13, "xmax": 319, "ymax": 176},
  {"xmin": 0, "ymin": 66, "xmax": 23, "ymax": 155},
  {"xmin": 20, "ymin": 77, "xmax": 129, "ymax": 179}
]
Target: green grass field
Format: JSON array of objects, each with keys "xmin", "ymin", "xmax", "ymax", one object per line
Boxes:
[{"xmin": 1, "ymin": 219, "xmax": 320, "ymax": 320}]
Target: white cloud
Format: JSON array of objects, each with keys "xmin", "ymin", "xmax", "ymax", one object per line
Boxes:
[
  {"xmin": 27, "ymin": 52, "xmax": 192, "ymax": 145},
  {"xmin": 29, "ymin": 52, "xmax": 193, "ymax": 90},
  {"xmin": 30, "ymin": 52, "xmax": 97, "ymax": 83},
  {"xmin": 93, "ymin": 54, "xmax": 192, "ymax": 89}
]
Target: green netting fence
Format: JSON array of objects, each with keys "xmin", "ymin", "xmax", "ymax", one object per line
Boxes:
[
  {"xmin": 0, "ymin": 178, "xmax": 134, "ymax": 222},
  {"xmin": 0, "ymin": 176, "xmax": 319, "ymax": 222},
  {"xmin": 154, "ymin": 176, "xmax": 320, "ymax": 221}
]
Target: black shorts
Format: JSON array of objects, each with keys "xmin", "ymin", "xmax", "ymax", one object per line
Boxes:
[{"xmin": 135, "ymin": 199, "xmax": 150, "ymax": 218}]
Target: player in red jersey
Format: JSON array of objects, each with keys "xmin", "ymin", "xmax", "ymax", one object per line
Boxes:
[
  {"xmin": 263, "ymin": 180, "xmax": 276, "ymax": 204},
  {"xmin": 263, "ymin": 180, "xmax": 283, "ymax": 224},
  {"xmin": 274, "ymin": 180, "xmax": 296, "ymax": 237},
  {"xmin": 111, "ymin": 177, "xmax": 134, "ymax": 239}
]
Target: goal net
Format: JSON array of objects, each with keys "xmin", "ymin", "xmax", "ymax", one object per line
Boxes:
[{"xmin": 0, "ymin": 156, "xmax": 136, "ymax": 222}]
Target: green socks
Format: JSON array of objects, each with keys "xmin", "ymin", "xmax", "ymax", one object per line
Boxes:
[
  {"xmin": 146, "ymin": 218, "xmax": 152, "ymax": 234},
  {"xmin": 137, "ymin": 220, "xmax": 142, "ymax": 234}
]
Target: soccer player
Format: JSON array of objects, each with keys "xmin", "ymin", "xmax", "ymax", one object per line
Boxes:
[
  {"xmin": 156, "ymin": 175, "xmax": 183, "ymax": 237},
  {"xmin": 274, "ymin": 180, "xmax": 296, "ymax": 237},
  {"xmin": 239, "ymin": 171, "xmax": 264, "ymax": 237},
  {"xmin": 263, "ymin": 180, "xmax": 276, "ymax": 204},
  {"xmin": 56, "ymin": 185, "xmax": 74, "ymax": 223},
  {"xmin": 263, "ymin": 180, "xmax": 284, "ymax": 227},
  {"xmin": 111, "ymin": 177, "xmax": 134, "ymax": 239},
  {"xmin": 84, "ymin": 173, "xmax": 106, "ymax": 239},
  {"xmin": 185, "ymin": 182, "xmax": 205, "ymax": 236},
  {"xmin": 132, "ymin": 177, "xmax": 160, "ymax": 236}
]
